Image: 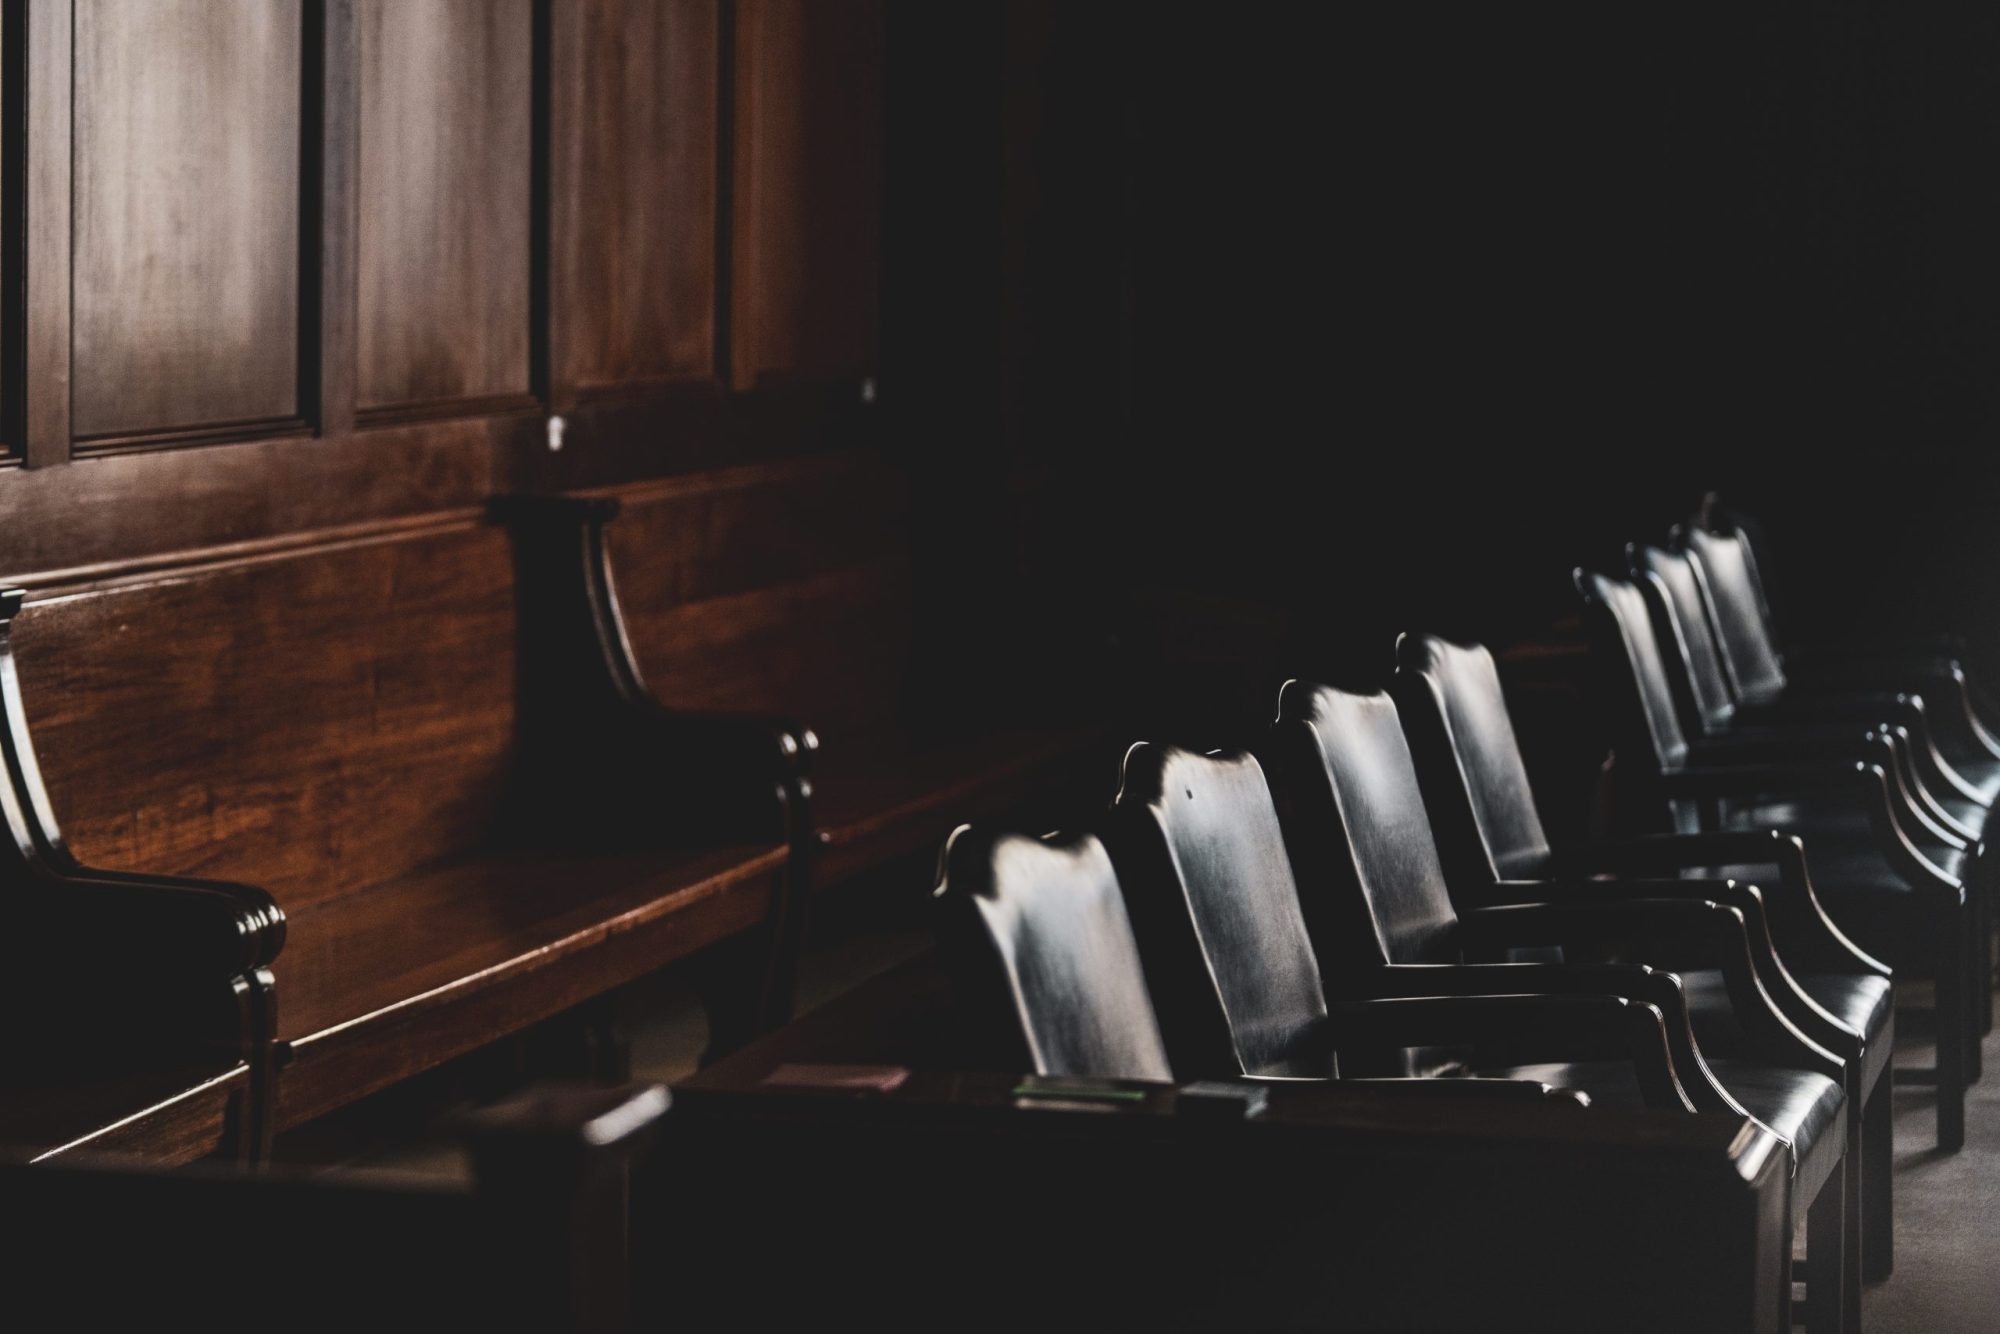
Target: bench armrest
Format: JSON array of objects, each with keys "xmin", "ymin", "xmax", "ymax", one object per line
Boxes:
[{"xmin": 24, "ymin": 867, "xmax": 284, "ymax": 979}]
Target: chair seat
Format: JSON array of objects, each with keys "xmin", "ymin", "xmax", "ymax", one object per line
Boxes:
[
  {"xmin": 1797, "ymin": 972, "xmax": 1895, "ymax": 1043},
  {"xmin": 1936, "ymin": 754, "xmax": 2000, "ymax": 805}
]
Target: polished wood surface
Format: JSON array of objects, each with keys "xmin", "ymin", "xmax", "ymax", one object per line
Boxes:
[
  {"xmin": 599, "ymin": 450, "xmax": 1104, "ymax": 888},
  {"xmin": 15, "ymin": 0, "xmax": 73, "ymax": 467},
  {"xmin": 553, "ymin": 0, "xmax": 720, "ymax": 398},
  {"xmin": 71, "ymin": 0, "xmax": 302, "ymax": 443},
  {"xmin": 356, "ymin": 0, "xmax": 533, "ymax": 417},
  {"xmin": 17, "ymin": 522, "xmax": 518, "ymax": 909},
  {"xmin": 7, "ymin": 512, "xmax": 796, "ymax": 1141},
  {"xmin": 731, "ymin": 0, "xmax": 883, "ymax": 390}
]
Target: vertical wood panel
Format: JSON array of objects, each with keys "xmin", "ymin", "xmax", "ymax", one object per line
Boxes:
[
  {"xmin": 731, "ymin": 0, "xmax": 883, "ymax": 391},
  {"xmin": 551, "ymin": 0, "xmax": 719, "ymax": 399},
  {"xmin": 19, "ymin": 0, "xmax": 73, "ymax": 465},
  {"xmin": 356, "ymin": 0, "xmax": 532, "ymax": 415},
  {"xmin": 314, "ymin": 0, "xmax": 358, "ymax": 437},
  {"xmin": 71, "ymin": 0, "xmax": 302, "ymax": 440}
]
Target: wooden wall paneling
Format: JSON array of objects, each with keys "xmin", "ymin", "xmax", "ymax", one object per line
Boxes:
[
  {"xmin": 731, "ymin": 0, "xmax": 884, "ymax": 392},
  {"xmin": 356, "ymin": 0, "xmax": 534, "ymax": 420},
  {"xmin": 550, "ymin": 0, "xmax": 720, "ymax": 403},
  {"xmin": 313, "ymin": 0, "xmax": 359, "ymax": 437},
  {"xmin": 71, "ymin": 0, "xmax": 304, "ymax": 446},
  {"xmin": 10, "ymin": 0, "xmax": 74, "ymax": 466}
]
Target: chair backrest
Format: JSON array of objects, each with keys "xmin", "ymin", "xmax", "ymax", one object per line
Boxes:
[
  {"xmin": 1696, "ymin": 494, "xmax": 1785, "ymax": 651},
  {"xmin": 1388, "ymin": 636, "xmax": 1553, "ymax": 885},
  {"xmin": 934, "ymin": 825, "xmax": 1174, "ymax": 1082},
  {"xmin": 1574, "ymin": 568, "xmax": 1692, "ymax": 777},
  {"xmin": 1629, "ymin": 543, "xmax": 1737, "ymax": 736},
  {"xmin": 1679, "ymin": 524, "xmax": 1788, "ymax": 706},
  {"xmin": 1109, "ymin": 743, "xmax": 1328, "ymax": 1079},
  {"xmin": 1270, "ymin": 681, "xmax": 1463, "ymax": 969}
]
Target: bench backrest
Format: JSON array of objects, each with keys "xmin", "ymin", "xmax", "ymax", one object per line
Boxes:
[
  {"xmin": 13, "ymin": 518, "xmax": 519, "ymax": 909},
  {"xmin": 599, "ymin": 452, "xmax": 912, "ymax": 740}
]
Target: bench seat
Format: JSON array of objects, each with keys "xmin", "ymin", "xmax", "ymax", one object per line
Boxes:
[{"xmin": 273, "ymin": 846, "xmax": 784, "ymax": 1128}]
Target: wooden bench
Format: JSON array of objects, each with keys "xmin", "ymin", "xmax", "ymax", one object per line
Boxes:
[
  {"xmin": 561, "ymin": 451, "xmax": 1110, "ymax": 913},
  {"xmin": 2, "ymin": 508, "xmax": 804, "ymax": 1157}
]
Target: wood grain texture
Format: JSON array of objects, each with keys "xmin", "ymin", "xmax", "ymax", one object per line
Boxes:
[
  {"xmin": 19, "ymin": 0, "xmax": 74, "ymax": 465},
  {"xmin": 605, "ymin": 452, "xmax": 912, "ymax": 730},
  {"xmin": 274, "ymin": 848, "xmax": 780, "ymax": 1125},
  {"xmin": 356, "ymin": 0, "xmax": 533, "ymax": 413},
  {"xmin": 71, "ymin": 0, "xmax": 302, "ymax": 439},
  {"xmin": 731, "ymin": 0, "xmax": 883, "ymax": 389},
  {"xmin": 315, "ymin": 0, "xmax": 360, "ymax": 436},
  {"xmin": 553, "ymin": 0, "xmax": 719, "ymax": 395},
  {"xmin": 14, "ymin": 523, "xmax": 520, "ymax": 910}
]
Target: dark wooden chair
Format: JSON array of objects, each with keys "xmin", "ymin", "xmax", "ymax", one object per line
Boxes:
[
  {"xmin": 1267, "ymin": 679, "xmax": 1853, "ymax": 1334},
  {"xmin": 1104, "ymin": 741, "xmax": 1715, "ymax": 1106},
  {"xmin": 932, "ymin": 825, "xmax": 1174, "ymax": 1081},
  {"xmin": 2, "ymin": 509, "xmax": 803, "ymax": 1156},
  {"xmin": 1671, "ymin": 527, "xmax": 1996, "ymax": 848},
  {"xmin": 1388, "ymin": 633, "xmax": 1895, "ymax": 1291},
  {"xmin": 559, "ymin": 452, "xmax": 1111, "ymax": 901},
  {"xmin": 1578, "ymin": 564, "xmax": 1979, "ymax": 1153},
  {"xmin": 1693, "ymin": 495, "xmax": 2000, "ymax": 750},
  {"xmin": 933, "ymin": 821, "xmax": 1594, "ymax": 1104},
  {"xmin": 7, "ymin": 1081, "xmax": 665, "ymax": 1331}
]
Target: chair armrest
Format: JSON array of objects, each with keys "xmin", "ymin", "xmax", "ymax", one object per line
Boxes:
[
  {"xmin": 1684, "ymin": 726, "xmax": 1886, "ymax": 768},
  {"xmin": 1653, "ymin": 758, "xmax": 1877, "ymax": 801},
  {"xmin": 1340, "ymin": 960, "xmax": 1740, "ymax": 1115},
  {"xmin": 1547, "ymin": 831, "xmax": 1888, "ymax": 976},
  {"xmin": 1483, "ymin": 879, "xmax": 1865, "ymax": 1058},
  {"xmin": 1457, "ymin": 898, "xmax": 1844, "ymax": 1081},
  {"xmin": 1324, "ymin": 994, "xmax": 1693, "ymax": 1111}
]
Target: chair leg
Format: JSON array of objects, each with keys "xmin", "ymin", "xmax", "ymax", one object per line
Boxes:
[
  {"xmin": 1806, "ymin": 1160, "xmax": 1847, "ymax": 1334},
  {"xmin": 1938, "ymin": 920, "xmax": 1969, "ymax": 1152},
  {"xmin": 1863, "ymin": 1078, "xmax": 1894, "ymax": 1282},
  {"xmin": 1966, "ymin": 896, "xmax": 1986, "ymax": 1082},
  {"xmin": 1841, "ymin": 1097, "xmax": 1864, "ymax": 1332}
]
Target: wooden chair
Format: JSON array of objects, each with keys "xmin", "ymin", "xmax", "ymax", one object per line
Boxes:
[
  {"xmin": 1, "ymin": 507, "xmax": 804, "ymax": 1157},
  {"xmin": 1269, "ymin": 678, "xmax": 1850, "ymax": 1331},
  {"xmin": 1578, "ymin": 563, "xmax": 1978, "ymax": 1151},
  {"xmin": 1392, "ymin": 632, "xmax": 1895, "ymax": 1287}
]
